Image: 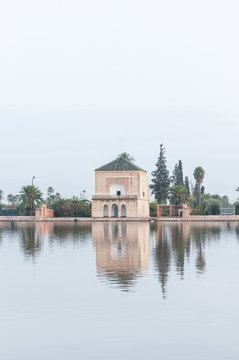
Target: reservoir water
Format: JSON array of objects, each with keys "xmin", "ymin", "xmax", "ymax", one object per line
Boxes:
[{"xmin": 0, "ymin": 221, "xmax": 238, "ymax": 360}]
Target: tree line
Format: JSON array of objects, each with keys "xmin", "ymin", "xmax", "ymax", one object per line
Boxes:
[
  {"xmin": 0, "ymin": 186, "xmax": 91, "ymax": 217},
  {"xmin": 150, "ymin": 144, "xmax": 238, "ymax": 216},
  {"xmin": 0, "ymin": 149, "xmax": 238, "ymax": 217}
]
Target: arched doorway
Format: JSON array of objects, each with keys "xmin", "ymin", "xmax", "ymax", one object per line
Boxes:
[
  {"xmin": 121, "ymin": 204, "xmax": 126, "ymax": 217},
  {"xmin": 111, "ymin": 204, "xmax": 118, "ymax": 218},
  {"xmin": 103, "ymin": 204, "xmax": 108, "ymax": 217}
]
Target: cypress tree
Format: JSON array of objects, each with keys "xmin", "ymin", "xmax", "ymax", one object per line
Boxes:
[
  {"xmin": 185, "ymin": 176, "xmax": 190, "ymax": 197},
  {"xmin": 150, "ymin": 144, "xmax": 170, "ymax": 204},
  {"xmin": 172, "ymin": 164, "xmax": 178, "ymax": 185},
  {"xmin": 177, "ymin": 160, "xmax": 184, "ymax": 186},
  {"xmin": 172, "ymin": 160, "xmax": 184, "ymax": 186}
]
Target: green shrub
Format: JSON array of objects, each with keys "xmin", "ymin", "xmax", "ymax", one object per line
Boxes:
[{"xmin": 149, "ymin": 202, "xmax": 157, "ymax": 217}]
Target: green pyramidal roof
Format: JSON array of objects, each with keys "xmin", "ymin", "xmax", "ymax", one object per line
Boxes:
[{"xmin": 95, "ymin": 157, "xmax": 146, "ymax": 172}]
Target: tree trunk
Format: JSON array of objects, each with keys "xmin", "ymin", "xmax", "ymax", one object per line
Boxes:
[
  {"xmin": 30, "ymin": 206, "xmax": 33, "ymax": 216},
  {"xmin": 198, "ymin": 182, "xmax": 201, "ymax": 205}
]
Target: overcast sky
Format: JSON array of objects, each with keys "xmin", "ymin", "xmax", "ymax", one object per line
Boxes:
[{"xmin": 0, "ymin": 0, "xmax": 239, "ymax": 201}]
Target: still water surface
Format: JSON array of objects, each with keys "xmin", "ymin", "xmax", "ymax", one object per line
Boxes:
[{"xmin": 0, "ymin": 221, "xmax": 239, "ymax": 360}]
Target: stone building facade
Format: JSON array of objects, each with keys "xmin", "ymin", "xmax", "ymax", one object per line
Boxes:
[{"xmin": 91, "ymin": 157, "xmax": 149, "ymax": 218}]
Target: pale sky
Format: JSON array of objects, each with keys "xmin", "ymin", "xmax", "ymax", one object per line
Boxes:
[{"xmin": 0, "ymin": 0, "xmax": 239, "ymax": 201}]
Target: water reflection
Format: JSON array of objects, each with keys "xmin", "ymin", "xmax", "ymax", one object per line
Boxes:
[
  {"xmin": 19, "ymin": 224, "xmax": 42, "ymax": 260},
  {"xmin": 152, "ymin": 222, "xmax": 226, "ymax": 296},
  {"xmin": 92, "ymin": 222, "xmax": 150, "ymax": 291},
  {"xmin": 47, "ymin": 223, "xmax": 91, "ymax": 246},
  {"xmin": 0, "ymin": 222, "xmax": 92, "ymax": 261},
  {"xmin": 0, "ymin": 220, "xmax": 239, "ymax": 296}
]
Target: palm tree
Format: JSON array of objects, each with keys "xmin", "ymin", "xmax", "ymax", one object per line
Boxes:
[
  {"xmin": 55, "ymin": 192, "xmax": 61, "ymax": 200},
  {"xmin": 170, "ymin": 185, "xmax": 186, "ymax": 205},
  {"xmin": 47, "ymin": 186, "xmax": 54, "ymax": 197},
  {"xmin": 0, "ymin": 190, "xmax": 3, "ymax": 203},
  {"xmin": 117, "ymin": 152, "xmax": 135, "ymax": 162},
  {"xmin": 19, "ymin": 185, "xmax": 43, "ymax": 216},
  {"xmin": 47, "ymin": 186, "xmax": 55, "ymax": 205},
  {"xmin": 7, "ymin": 194, "xmax": 14, "ymax": 204},
  {"xmin": 193, "ymin": 167, "xmax": 205, "ymax": 205}
]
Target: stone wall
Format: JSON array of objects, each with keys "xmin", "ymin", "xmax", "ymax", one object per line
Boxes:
[
  {"xmin": 35, "ymin": 205, "xmax": 54, "ymax": 219},
  {"xmin": 94, "ymin": 170, "xmax": 149, "ymax": 200}
]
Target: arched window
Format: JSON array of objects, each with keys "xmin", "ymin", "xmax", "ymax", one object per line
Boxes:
[
  {"xmin": 110, "ymin": 183, "xmax": 126, "ymax": 196},
  {"xmin": 121, "ymin": 204, "xmax": 126, "ymax": 217},
  {"xmin": 111, "ymin": 204, "xmax": 119, "ymax": 217},
  {"xmin": 103, "ymin": 204, "xmax": 108, "ymax": 217}
]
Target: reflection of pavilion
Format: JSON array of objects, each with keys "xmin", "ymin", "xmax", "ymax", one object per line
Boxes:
[{"xmin": 92, "ymin": 222, "xmax": 150, "ymax": 291}]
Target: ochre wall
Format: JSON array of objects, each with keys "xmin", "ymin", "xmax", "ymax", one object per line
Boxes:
[
  {"xmin": 92, "ymin": 170, "xmax": 149, "ymax": 218},
  {"xmin": 95, "ymin": 170, "xmax": 149, "ymax": 199},
  {"xmin": 92, "ymin": 199, "xmax": 139, "ymax": 218}
]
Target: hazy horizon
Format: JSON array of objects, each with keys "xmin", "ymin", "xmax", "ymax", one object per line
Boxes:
[{"xmin": 1, "ymin": 0, "xmax": 239, "ymax": 202}]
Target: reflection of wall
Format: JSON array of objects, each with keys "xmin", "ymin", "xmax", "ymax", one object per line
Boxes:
[
  {"xmin": 92, "ymin": 222, "xmax": 150, "ymax": 289},
  {"xmin": 35, "ymin": 222, "xmax": 54, "ymax": 241}
]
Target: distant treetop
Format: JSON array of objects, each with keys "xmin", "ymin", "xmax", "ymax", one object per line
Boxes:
[{"xmin": 117, "ymin": 152, "xmax": 135, "ymax": 162}]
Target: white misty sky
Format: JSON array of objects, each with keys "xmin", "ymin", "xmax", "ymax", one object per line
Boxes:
[{"xmin": 0, "ymin": 0, "xmax": 239, "ymax": 201}]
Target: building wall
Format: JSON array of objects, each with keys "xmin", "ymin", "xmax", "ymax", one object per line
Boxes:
[
  {"xmin": 137, "ymin": 199, "xmax": 150, "ymax": 217},
  {"xmin": 92, "ymin": 169, "xmax": 149, "ymax": 218},
  {"xmin": 95, "ymin": 170, "xmax": 148, "ymax": 198},
  {"xmin": 92, "ymin": 199, "xmax": 139, "ymax": 218}
]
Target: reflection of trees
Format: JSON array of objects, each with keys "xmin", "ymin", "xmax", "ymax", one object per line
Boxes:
[
  {"xmin": 191, "ymin": 228, "xmax": 207, "ymax": 275},
  {"xmin": 190, "ymin": 225, "xmax": 221, "ymax": 275},
  {"xmin": 235, "ymin": 224, "xmax": 239, "ymax": 241},
  {"xmin": 153, "ymin": 224, "xmax": 171, "ymax": 297},
  {"xmin": 19, "ymin": 225, "xmax": 42, "ymax": 260},
  {"xmin": 0, "ymin": 227, "xmax": 3, "ymax": 245},
  {"xmin": 17, "ymin": 222, "xmax": 91, "ymax": 260},
  {"xmin": 48, "ymin": 223, "xmax": 91, "ymax": 246},
  {"xmin": 152, "ymin": 223, "xmax": 222, "ymax": 296},
  {"xmin": 171, "ymin": 224, "xmax": 187, "ymax": 279}
]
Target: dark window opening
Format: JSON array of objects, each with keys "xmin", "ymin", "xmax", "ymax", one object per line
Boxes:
[
  {"xmin": 117, "ymin": 191, "xmax": 121, "ymax": 196},
  {"xmin": 143, "ymin": 192, "xmax": 145, "ymax": 197}
]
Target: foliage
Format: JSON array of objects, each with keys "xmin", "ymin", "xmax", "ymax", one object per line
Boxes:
[
  {"xmin": 149, "ymin": 202, "xmax": 157, "ymax": 217},
  {"xmin": 178, "ymin": 161, "xmax": 183, "ymax": 185},
  {"xmin": 172, "ymin": 160, "xmax": 184, "ymax": 186},
  {"xmin": 51, "ymin": 197, "xmax": 91, "ymax": 217},
  {"xmin": 193, "ymin": 166, "xmax": 205, "ymax": 205},
  {"xmin": 150, "ymin": 144, "xmax": 171, "ymax": 204},
  {"xmin": 19, "ymin": 185, "xmax": 43, "ymax": 216},
  {"xmin": 7, "ymin": 194, "xmax": 19, "ymax": 205},
  {"xmin": 202, "ymin": 198, "xmax": 221, "ymax": 215},
  {"xmin": 194, "ymin": 182, "xmax": 199, "ymax": 197},
  {"xmin": 0, "ymin": 190, "xmax": 3, "ymax": 203},
  {"xmin": 47, "ymin": 186, "xmax": 55, "ymax": 204},
  {"xmin": 234, "ymin": 201, "xmax": 239, "ymax": 215},
  {"xmin": 184, "ymin": 176, "xmax": 190, "ymax": 197},
  {"xmin": 47, "ymin": 186, "xmax": 54, "ymax": 197},
  {"xmin": 170, "ymin": 185, "xmax": 186, "ymax": 205},
  {"xmin": 117, "ymin": 152, "xmax": 135, "ymax": 162},
  {"xmin": 190, "ymin": 193, "xmax": 233, "ymax": 215}
]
